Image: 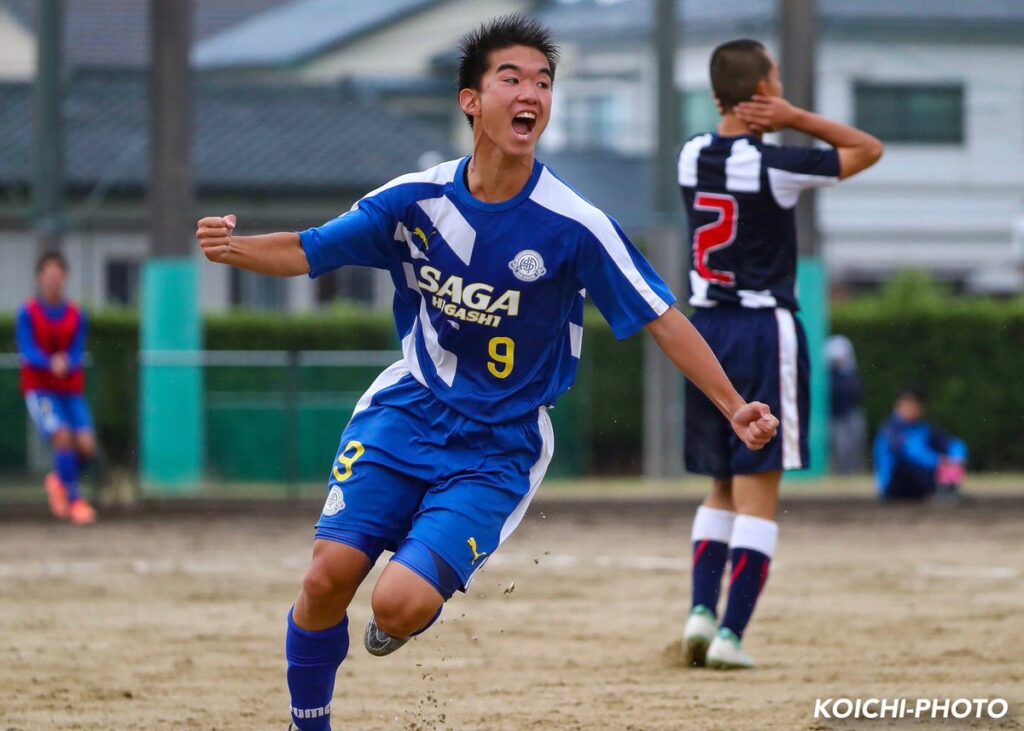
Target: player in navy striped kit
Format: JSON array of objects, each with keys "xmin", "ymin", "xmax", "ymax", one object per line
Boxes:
[
  {"xmin": 197, "ymin": 17, "xmax": 779, "ymax": 729},
  {"xmin": 679, "ymin": 39, "xmax": 883, "ymax": 669}
]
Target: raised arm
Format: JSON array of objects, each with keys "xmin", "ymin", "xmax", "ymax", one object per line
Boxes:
[
  {"xmin": 733, "ymin": 95, "xmax": 884, "ymax": 179},
  {"xmin": 645, "ymin": 307, "xmax": 778, "ymax": 451},
  {"xmin": 196, "ymin": 214, "xmax": 311, "ymax": 277}
]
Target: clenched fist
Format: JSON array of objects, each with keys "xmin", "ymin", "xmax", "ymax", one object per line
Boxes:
[
  {"xmin": 196, "ymin": 214, "xmax": 237, "ymax": 263},
  {"xmin": 730, "ymin": 402, "xmax": 779, "ymax": 451}
]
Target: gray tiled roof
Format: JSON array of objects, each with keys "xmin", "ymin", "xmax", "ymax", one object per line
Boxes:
[
  {"xmin": 0, "ymin": 74, "xmax": 454, "ymax": 193},
  {"xmin": 540, "ymin": 149, "xmax": 656, "ymax": 230},
  {"xmin": 193, "ymin": 0, "xmax": 440, "ymax": 70},
  {"xmin": 0, "ymin": 0, "xmax": 292, "ymax": 69}
]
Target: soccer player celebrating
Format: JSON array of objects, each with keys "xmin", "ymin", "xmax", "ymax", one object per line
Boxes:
[
  {"xmin": 678, "ymin": 39, "xmax": 883, "ymax": 669},
  {"xmin": 18, "ymin": 251, "xmax": 97, "ymax": 525},
  {"xmin": 198, "ymin": 16, "xmax": 777, "ymax": 729}
]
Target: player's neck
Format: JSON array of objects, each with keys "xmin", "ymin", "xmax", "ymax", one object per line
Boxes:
[
  {"xmin": 717, "ymin": 114, "xmax": 760, "ymax": 138},
  {"xmin": 466, "ymin": 141, "xmax": 535, "ymax": 204}
]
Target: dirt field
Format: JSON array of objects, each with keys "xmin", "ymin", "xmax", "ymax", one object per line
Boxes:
[{"xmin": 1, "ymin": 491, "xmax": 1022, "ymax": 730}]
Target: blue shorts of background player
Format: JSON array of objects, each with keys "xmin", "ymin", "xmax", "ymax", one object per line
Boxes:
[
  {"xmin": 24, "ymin": 390, "xmax": 98, "ymax": 524},
  {"xmin": 25, "ymin": 390, "xmax": 94, "ymax": 441},
  {"xmin": 314, "ymin": 362, "xmax": 554, "ymax": 599}
]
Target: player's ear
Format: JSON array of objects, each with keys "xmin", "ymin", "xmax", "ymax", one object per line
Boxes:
[
  {"xmin": 712, "ymin": 94, "xmax": 726, "ymax": 116},
  {"xmin": 755, "ymin": 78, "xmax": 773, "ymax": 97},
  {"xmin": 459, "ymin": 88, "xmax": 481, "ymax": 121}
]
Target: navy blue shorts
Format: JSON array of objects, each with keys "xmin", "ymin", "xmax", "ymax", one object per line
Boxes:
[
  {"xmin": 685, "ymin": 307, "xmax": 809, "ymax": 477},
  {"xmin": 314, "ymin": 363, "xmax": 554, "ymax": 597}
]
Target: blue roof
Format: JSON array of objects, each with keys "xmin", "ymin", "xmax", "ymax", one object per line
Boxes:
[
  {"xmin": 193, "ymin": 0, "xmax": 439, "ymax": 70},
  {"xmin": 538, "ymin": 0, "xmax": 1024, "ymax": 42}
]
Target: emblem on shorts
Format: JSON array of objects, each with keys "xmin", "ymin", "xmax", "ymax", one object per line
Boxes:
[
  {"xmin": 468, "ymin": 537, "xmax": 488, "ymax": 564},
  {"xmin": 322, "ymin": 486, "xmax": 346, "ymax": 516},
  {"xmin": 509, "ymin": 250, "xmax": 547, "ymax": 282}
]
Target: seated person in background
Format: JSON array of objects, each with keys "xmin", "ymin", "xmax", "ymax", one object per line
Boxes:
[{"xmin": 873, "ymin": 388, "xmax": 967, "ymax": 501}]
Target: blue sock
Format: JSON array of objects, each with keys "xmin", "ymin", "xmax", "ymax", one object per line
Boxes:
[
  {"xmin": 286, "ymin": 609, "xmax": 349, "ymax": 731},
  {"xmin": 720, "ymin": 548, "xmax": 771, "ymax": 639},
  {"xmin": 692, "ymin": 539, "xmax": 729, "ymax": 614},
  {"xmin": 689, "ymin": 506, "xmax": 735, "ymax": 616},
  {"xmin": 54, "ymin": 449, "xmax": 80, "ymax": 502},
  {"xmin": 720, "ymin": 515, "xmax": 778, "ymax": 639}
]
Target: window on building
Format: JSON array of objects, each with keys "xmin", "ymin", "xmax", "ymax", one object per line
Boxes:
[
  {"xmin": 854, "ymin": 83, "xmax": 963, "ymax": 144},
  {"xmin": 681, "ymin": 89, "xmax": 720, "ymax": 138},
  {"xmin": 564, "ymin": 94, "xmax": 617, "ymax": 150},
  {"xmin": 315, "ymin": 266, "xmax": 376, "ymax": 307},
  {"xmin": 105, "ymin": 259, "xmax": 140, "ymax": 306},
  {"xmin": 229, "ymin": 268, "xmax": 285, "ymax": 310}
]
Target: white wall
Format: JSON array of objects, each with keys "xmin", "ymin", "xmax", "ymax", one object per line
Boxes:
[
  {"xmin": 817, "ymin": 40, "xmax": 1024, "ymax": 283},
  {"xmin": 0, "ymin": 6, "xmax": 34, "ymax": 80}
]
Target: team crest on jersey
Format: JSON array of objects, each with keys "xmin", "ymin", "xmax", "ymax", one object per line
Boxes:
[
  {"xmin": 322, "ymin": 486, "xmax": 346, "ymax": 516},
  {"xmin": 509, "ymin": 250, "xmax": 547, "ymax": 282}
]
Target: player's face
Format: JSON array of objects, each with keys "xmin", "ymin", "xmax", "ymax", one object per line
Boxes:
[
  {"xmin": 895, "ymin": 396, "xmax": 923, "ymax": 422},
  {"xmin": 463, "ymin": 45, "xmax": 552, "ymax": 157},
  {"xmin": 37, "ymin": 262, "xmax": 66, "ymax": 302}
]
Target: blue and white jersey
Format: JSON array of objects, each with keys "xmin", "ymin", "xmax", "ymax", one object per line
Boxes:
[
  {"xmin": 300, "ymin": 156, "xmax": 675, "ymax": 424},
  {"xmin": 678, "ymin": 133, "xmax": 840, "ymax": 311}
]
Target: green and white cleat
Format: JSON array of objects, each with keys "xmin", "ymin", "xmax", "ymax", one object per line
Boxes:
[
  {"xmin": 683, "ymin": 605, "xmax": 717, "ymax": 667},
  {"xmin": 364, "ymin": 616, "xmax": 410, "ymax": 657},
  {"xmin": 705, "ymin": 627, "xmax": 755, "ymax": 670}
]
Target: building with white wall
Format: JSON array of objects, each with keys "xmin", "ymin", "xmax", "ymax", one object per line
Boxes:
[{"xmin": 539, "ymin": 0, "xmax": 1024, "ymax": 292}]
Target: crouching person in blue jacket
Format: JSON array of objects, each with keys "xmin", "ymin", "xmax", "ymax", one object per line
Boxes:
[{"xmin": 874, "ymin": 389, "xmax": 967, "ymax": 501}]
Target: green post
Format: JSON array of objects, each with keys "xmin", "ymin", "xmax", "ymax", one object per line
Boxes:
[
  {"xmin": 794, "ymin": 256, "xmax": 829, "ymax": 479},
  {"xmin": 140, "ymin": 258, "xmax": 203, "ymax": 492}
]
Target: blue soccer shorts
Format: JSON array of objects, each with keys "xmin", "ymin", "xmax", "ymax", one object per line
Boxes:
[
  {"xmin": 684, "ymin": 307, "xmax": 810, "ymax": 477},
  {"xmin": 25, "ymin": 391, "xmax": 95, "ymax": 442},
  {"xmin": 314, "ymin": 362, "xmax": 555, "ymax": 598}
]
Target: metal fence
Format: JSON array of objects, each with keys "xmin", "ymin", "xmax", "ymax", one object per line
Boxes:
[{"xmin": 2, "ymin": 350, "xmax": 589, "ymax": 500}]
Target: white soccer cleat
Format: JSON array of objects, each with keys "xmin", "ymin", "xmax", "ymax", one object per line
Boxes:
[
  {"xmin": 705, "ymin": 627, "xmax": 755, "ymax": 670},
  {"xmin": 684, "ymin": 605, "xmax": 717, "ymax": 667}
]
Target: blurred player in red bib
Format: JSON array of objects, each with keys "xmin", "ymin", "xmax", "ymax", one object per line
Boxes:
[
  {"xmin": 18, "ymin": 252, "xmax": 97, "ymax": 525},
  {"xmin": 679, "ymin": 39, "xmax": 883, "ymax": 669}
]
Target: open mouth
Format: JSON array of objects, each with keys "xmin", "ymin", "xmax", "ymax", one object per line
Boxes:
[{"xmin": 512, "ymin": 111, "xmax": 537, "ymax": 137}]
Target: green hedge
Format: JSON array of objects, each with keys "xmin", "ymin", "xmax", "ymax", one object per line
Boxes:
[
  {"xmin": 0, "ymin": 307, "xmax": 396, "ymax": 468},
  {"xmin": 3, "ymin": 288, "xmax": 1023, "ymax": 472},
  {"xmin": 831, "ymin": 283, "xmax": 1024, "ymax": 471}
]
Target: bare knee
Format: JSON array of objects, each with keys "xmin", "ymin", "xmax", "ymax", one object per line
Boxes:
[
  {"xmin": 75, "ymin": 432, "xmax": 95, "ymax": 461},
  {"xmin": 371, "ymin": 572, "xmax": 442, "ymax": 638},
  {"xmin": 301, "ymin": 562, "xmax": 345, "ymax": 606},
  {"xmin": 51, "ymin": 429, "xmax": 73, "ymax": 451},
  {"xmin": 296, "ymin": 542, "xmax": 370, "ymax": 624}
]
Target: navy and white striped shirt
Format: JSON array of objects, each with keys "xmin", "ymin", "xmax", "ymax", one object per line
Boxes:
[
  {"xmin": 678, "ymin": 133, "xmax": 840, "ymax": 311},
  {"xmin": 300, "ymin": 156, "xmax": 675, "ymax": 424}
]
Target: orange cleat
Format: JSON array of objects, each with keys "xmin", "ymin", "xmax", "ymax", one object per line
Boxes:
[
  {"xmin": 44, "ymin": 471, "xmax": 70, "ymax": 519},
  {"xmin": 69, "ymin": 499, "xmax": 97, "ymax": 525}
]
